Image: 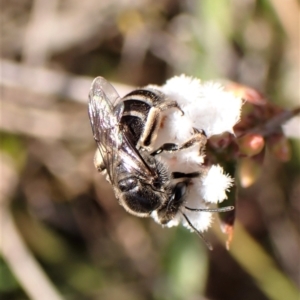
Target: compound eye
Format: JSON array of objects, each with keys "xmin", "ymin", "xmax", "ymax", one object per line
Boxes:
[
  {"xmin": 118, "ymin": 178, "xmax": 137, "ymax": 192},
  {"xmin": 172, "ymin": 182, "xmax": 187, "ymax": 203}
]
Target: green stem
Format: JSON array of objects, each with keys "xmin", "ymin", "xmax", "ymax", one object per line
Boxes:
[{"xmin": 213, "ymin": 221, "xmax": 299, "ymax": 300}]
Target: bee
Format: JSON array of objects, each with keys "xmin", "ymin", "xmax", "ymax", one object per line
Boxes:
[{"xmin": 88, "ymin": 77, "xmax": 233, "ymax": 249}]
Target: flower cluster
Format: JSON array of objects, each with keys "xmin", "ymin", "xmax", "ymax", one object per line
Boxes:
[{"xmin": 147, "ymin": 75, "xmax": 243, "ymax": 232}]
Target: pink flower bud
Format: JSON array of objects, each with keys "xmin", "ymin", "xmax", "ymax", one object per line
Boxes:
[{"xmin": 237, "ymin": 134, "xmax": 265, "ymax": 157}]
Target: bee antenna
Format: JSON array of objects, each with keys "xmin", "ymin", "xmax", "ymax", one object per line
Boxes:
[
  {"xmin": 185, "ymin": 206, "xmax": 234, "ymax": 213},
  {"xmin": 181, "ymin": 212, "xmax": 213, "ymax": 250}
]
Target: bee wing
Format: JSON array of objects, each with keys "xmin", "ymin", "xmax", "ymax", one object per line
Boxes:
[
  {"xmin": 88, "ymin": 77, "xmax": 122, "ymax": 183},
  {"xmin": 88, "ymin": 77, "xmax": 154, "ymax": 184},
  {"xmin": 92, "ymin": 77, "xmax": 121, "ymax": 105},
  {"xmin": 118, "ymin": 131, "xmax": 156, "ymax": 178}
]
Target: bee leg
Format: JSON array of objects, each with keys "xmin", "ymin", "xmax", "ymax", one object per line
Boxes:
[
  {"xmin": 151, "ymin": 128, "xmax": 207, "ymax": 156},
  {"xmin": 138, "ymin": 101, "xmax": 183, "ymax": 150},
  {"xmin": 155, "ymin": 100, "xmax": 184, "ymax": 115},
  {"xmin": 150, "ymin": 143, "xmax": 179, "ymax": 156},
  {"xmin": 137, "ymin": 107, "xmax": 162, "ymax": 150},
  {"xmin": 178, "ymin": 128, "xmax": 207, "ymax": 156},
  {"xmin": 172, "ymin": 172, "xmax": 200, "ymax": 179}
]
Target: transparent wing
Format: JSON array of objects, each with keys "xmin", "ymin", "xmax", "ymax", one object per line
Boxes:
[
  {"xmin": 88, "ymin": 77, "xmax": 121, "ymax": 183},
  {"xmin": 93, "ymin": 77, "xmax": 121, "ymax": 105},
  {"xmin": 88, "ymin": 77, "xmax": 154, "ymax": 184},
  {"xmin": 118, "ymin": 131, "xmax": 155, "ymax": 178}
]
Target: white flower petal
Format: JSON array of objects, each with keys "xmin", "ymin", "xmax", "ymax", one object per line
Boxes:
[
  {"xmin": 161, "ymin": 75, "xmax": 243, "ymax": 138},
  {"xmin": 148, "ymin": 75, "xmax": 241, "ymax": 232},
  {"xmin": 200, "ymin": 165, "xmax": 234, "ymax": 203}
]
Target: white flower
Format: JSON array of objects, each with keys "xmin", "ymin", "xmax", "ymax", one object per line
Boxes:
[
  {"xmin": 200, "ymin": 165, "xmax": 234, "ymax": 203},
  {"xmin": 161, "ymin": 75, "xmax": 242, "ymax": 138},
  {"xmin": 149, "ymin": 74, "xmax": 242, "ymax": 233}
]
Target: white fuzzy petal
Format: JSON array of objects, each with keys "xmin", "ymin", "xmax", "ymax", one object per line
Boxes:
[
  {"xmin": 161, "ymin": 75, "xmax": 243, "ymax": 138},
  {"xmin": 182, "ymin": 210, "xmax": 213, "ymax": 232},
  {"xmin": 200, "ymin": 165, "xmax": 234, "ymax": 203},
  {"xmin": 148, "ymin": 75, "xmax": 240, "ymax": 232},
  {"xmin": 181, "ymin": 184, "xmax": 214, "ymax": 232}
]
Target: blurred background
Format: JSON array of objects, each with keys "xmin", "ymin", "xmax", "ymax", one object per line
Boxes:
[{"xmin": 1, "ymin": 0, "xmax": 299, "ymax": 300}]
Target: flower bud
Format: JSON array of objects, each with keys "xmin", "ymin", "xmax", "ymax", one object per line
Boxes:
[
  {"xmin": 238, "ymin": 157, "xmax": 262, "ymax": 188},
  {"xmin": 237, "ymin": 134, "xmax": 265, "ymax": 157},
  {"xmin": 268, "ymin": 134, "xmax": 291, "ymax": 162}
]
